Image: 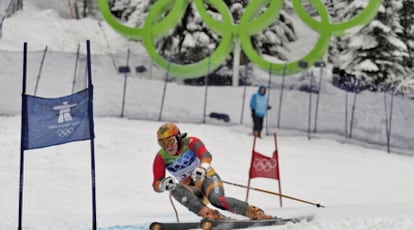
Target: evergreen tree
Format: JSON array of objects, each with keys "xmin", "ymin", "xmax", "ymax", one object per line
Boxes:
[
  {"xmin": 327, "ymin": 0, "xmax": 354, "ymax": 65},
  {"xmin": 399, "ymin": 0, "xmax": 414, "ymax": 69},
  {"xmin": 8, "ymin": 0, "xmax": 23, "ymax": 14},
  {"xmin": 1, "ymin": 0, "xmax": 23, "ymax": 21},
  {"xmin": 107, "ymin": 0, "xmax": 149, "ymax": 23},
  {"xmin": 396, "ymin": 0, "xmax": 414, "ymax": 95},
  {"xmin": 338, "ymin": 0, "xmax": 408, "ymax": 91},
  {"xmin": 1, "ymin": 0, "xmax": 23, "ymax": 39},
  {"xmin": 72, "ymin": 0, "xmax": 98, "ymax": 19}
]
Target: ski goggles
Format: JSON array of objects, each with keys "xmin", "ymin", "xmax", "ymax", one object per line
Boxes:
[{"xmin": 158, "ymin": 136, "xmax": 177, "ymax": 149}]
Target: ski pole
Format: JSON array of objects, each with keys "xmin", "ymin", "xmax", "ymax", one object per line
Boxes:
[
  {"xmin": 219, "ymin": 179, "xmax": 325, "ymax": 208},
  {"xmin": 169, "ymin": 193, "xmax": 180, "ymax": 222}
]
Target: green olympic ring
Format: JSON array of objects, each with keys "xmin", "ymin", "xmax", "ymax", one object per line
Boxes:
[{"xmin": 97, "ymin": 0, "xmax": 381, "ymax": 78}]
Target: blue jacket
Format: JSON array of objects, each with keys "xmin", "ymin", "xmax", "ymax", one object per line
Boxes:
[{"xmin": 250, "ymin": 85, "xmax": 268, "ymax": 118}]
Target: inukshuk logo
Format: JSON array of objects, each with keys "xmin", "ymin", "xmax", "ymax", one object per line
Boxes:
[
  {"xmin": 98, "ymin": 0, "xmax": 381, "ymax": 78},
  {"xmin": 51, "ymin": 101, "xmax": 79, "ymax": 137}
]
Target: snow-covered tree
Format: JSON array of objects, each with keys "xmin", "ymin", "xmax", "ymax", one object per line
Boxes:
[
  {"xmin": 399, "ymin": 0, "xmax": 414, "ymax": 69},
  {"xmin": 337, "ymin": 0, "xmax": 408, "ymax": 91},
  {"xmin": 7, "ymin": 0, "xmax": 23, "ymax": 14},
  {"xmin": 107, "ymin": 0, "xmax": 148, "ymax": 23},
  {"xmin": 327, "ymin": 0, "xmax": 355, "ymax": 65},
  {"xmin": 0, "ymin": 0, "xmax": 23, "ymax": 39},
  {"xmin": 71, "ymin": 0, "xmax": 98, "ymax": 19},
  {"xmin": 395, "ymin": 0, "xmax": 414, "ymax": 96}
]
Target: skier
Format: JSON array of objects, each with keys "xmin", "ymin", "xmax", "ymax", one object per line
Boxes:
[
  {"xmin": 152, "ymin": 122, "xmax": 273, "ymax": 220},
  {"xmin": 250, "ymin": 85, "xmax": 271, "ymax": 138}
]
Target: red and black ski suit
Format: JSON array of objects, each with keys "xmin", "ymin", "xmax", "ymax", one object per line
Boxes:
[{"xmin": 152, "ymin": 136, "xmax": 250, "ymax": 216}]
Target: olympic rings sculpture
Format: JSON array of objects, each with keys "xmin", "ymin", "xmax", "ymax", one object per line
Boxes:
[{"xmin": 98, "ymin": 0, "xmax": 381, "ymax": 78}]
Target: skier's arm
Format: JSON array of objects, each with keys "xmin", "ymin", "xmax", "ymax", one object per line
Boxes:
[
  {"xmin": 152, "ymin": 154, "xmax": 166, "ymax": 193},
  {"xmin": 188, "ymin": 137, "xmax": 212, "ymax": 168}
]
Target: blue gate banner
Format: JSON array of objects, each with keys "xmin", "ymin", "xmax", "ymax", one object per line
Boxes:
[{"xmin": 22, "ymin": 88, "xmax": 93, "ymax": 150}]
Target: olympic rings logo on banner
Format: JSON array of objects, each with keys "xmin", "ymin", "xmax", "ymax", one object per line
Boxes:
[
  {"xmin": 98, "ymin": 0, "xmax": 381, "ymax": 78},
  {"xmin": 57, "ymin": 127, "xmax": 74, "ymax": 137},
  {"xmin": 253, "ymin": 158, "xmax": 277, "ymax": 172}
]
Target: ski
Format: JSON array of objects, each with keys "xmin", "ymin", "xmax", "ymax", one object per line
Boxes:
[
  {"xmin": 200, "ymin": 215, "xmax": 313, "ymax": 230},
  {"xmin": 149, "ymin": 215, "xmax": 313, "ymax": 230},
  {"xmin": 149, "ymin": 220, "xmax": 201, "ymax": 230}
]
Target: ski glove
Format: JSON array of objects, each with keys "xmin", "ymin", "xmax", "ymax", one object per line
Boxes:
[
  {"xmin": 192, "ymin": 167, "xmax": 207, "ymax": 181},
  {"xmin": 159, "ymin": 176, "xmax": 176, "ymax": 192}
]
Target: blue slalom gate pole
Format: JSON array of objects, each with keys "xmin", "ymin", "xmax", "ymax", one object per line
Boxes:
[
  {"xmin": 18, "ymin": 42, "xmax": 28, "ymax": 230},
  {"xmin": 86, "ymin": 40, "xmax": 97, "ymax": 230}
]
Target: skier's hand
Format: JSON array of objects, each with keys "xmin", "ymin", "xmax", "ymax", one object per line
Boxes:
[
  {"xmin": 192, "ymin": 167, "xmax": 206, "ymax": 181},
  {"xmin": 159, "ymin": 176, "xmax": 176, "ymax": 192}
]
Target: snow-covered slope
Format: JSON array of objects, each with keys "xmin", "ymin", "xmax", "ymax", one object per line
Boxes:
[
  {"xmin": 1, "ymin": 116, "xmax": 414, "ymax": 229},
  {"xmin": 1, "ymin": 2, "xmax": 414, "ymax": 230},
  {"xmin": 0, "ymin": 1, "xmax": 138, "ymax": 53}
]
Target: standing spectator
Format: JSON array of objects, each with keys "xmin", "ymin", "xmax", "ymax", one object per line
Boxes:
[{"xmin": 250, "ymin": 85, "xmax": 271, "ymax": 138}]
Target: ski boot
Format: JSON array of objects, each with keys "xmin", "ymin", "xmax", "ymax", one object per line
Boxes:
[
  {"xmin": 245, "ymin": 205, "xmax": 272, "ymax": 220},
  {"xmin": 198, "ymin": 206, "xmax": 226, "ymax": 221}
]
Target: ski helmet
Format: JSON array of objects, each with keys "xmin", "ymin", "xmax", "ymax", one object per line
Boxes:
[{"xmin": 157, "ymin": 123, "xmax": 180, "ymax": 141}]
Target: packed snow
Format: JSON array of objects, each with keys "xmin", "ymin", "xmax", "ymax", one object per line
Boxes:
[{"xmin": 1, "ymin": 1, "xmax": 414, "ymax": 230}]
